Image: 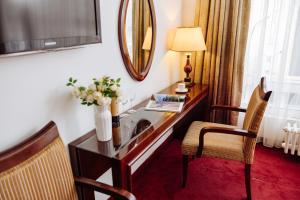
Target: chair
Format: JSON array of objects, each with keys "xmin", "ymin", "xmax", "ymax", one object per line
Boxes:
[
  {"xmin": 0, "ymin": 121, "xmax": 136, "ymax": 200},
  {"xmin": 181, "ymin": 77, "xmax": 272, "ymax": 200}
]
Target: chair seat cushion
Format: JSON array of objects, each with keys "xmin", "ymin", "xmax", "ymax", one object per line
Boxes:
[{"xmin": 182, "ymin": 121, "xmax": 244, "ymax": 162}]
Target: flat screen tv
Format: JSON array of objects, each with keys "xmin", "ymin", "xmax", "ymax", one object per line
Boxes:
[{"xmin": 0, "ymin": 0, "xmax": 101, "ymax": 55}]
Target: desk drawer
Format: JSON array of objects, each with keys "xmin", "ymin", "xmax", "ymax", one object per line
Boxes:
[{"xmin": 129, "ymin": 128, "xmax": 173, "ymax": 174}]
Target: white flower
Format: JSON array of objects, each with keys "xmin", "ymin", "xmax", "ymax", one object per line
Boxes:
[
  {"xmin": 104, "ymin": 97, "xmax": 112, "ymax": 105},
  {"xmin": 86, "ymin": 95, "xmax": 94, "ymax": 103},
  {"xmin": 111, "ymin": 85, "xmax": 117, "ymax": 91},
  {"xmin": 116, "ymin": 88, "xmax": 122, "ymax": 97},
  {"xmin": 80, "ymin": 91, "xmax": 87, "ymax": 99},
  {"xmin": 99, "ymin": 77, "xmax": 104, "ymax": 82},
  {"xmin": 67, "ymin": 76, "xmax": 120, "ymax": 107},
  {"xmin": 72, "ymin": 87, "xmax": 81, "ymax": 98},
  {"xmin": 97, "ymin": 85, "xmax": 104, "ymax": 91},
  {"xmin": 86, "ymin": 88, "xmax": 94, "ymax": 95},
  {"xmin": 97, "ymin": 97, "xmax": 105, "ymax": 106},
  {"xmin": 93, "ymin": 91, "xmax": 102, "ymax": 100},
  {"xmin": 97, "ymin": 97, "xmax": 103, "ymax": 106},
  {"xmin": 88, "ymin": 84, "xmax": 97, "ymax": 91},
  {"xmin": 97, "ymin": 96, "xmax": 111, "ymax": 106}
]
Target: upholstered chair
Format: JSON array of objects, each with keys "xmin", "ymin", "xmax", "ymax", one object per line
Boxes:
[
  {"xmin": 181, "ymin": 77, "xmax": 272, "ymax": 200},
  {"xmin": 0, "ymin": 121, "xmax": 135, "ymax": 200}
]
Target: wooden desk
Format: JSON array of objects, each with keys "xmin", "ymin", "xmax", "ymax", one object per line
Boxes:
[{"xmin": 69, "ymin": 83, "xmax": 208, "ymax": 199}]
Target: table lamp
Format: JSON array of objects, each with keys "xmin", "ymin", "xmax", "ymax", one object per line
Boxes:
[{"xmin": 171, "ymin": 27, "xmax": 206, "ymax": 86}]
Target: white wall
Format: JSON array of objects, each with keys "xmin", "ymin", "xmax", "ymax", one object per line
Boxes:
[
  {"xmin": 0, "ymin": 0, "xmax": 183, "ymax": 151},
  {"xmin": 181, "ymin": 0, "xmax": 196, "ymax": 26}
]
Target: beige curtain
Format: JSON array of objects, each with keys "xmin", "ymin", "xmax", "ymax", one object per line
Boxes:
[
  {"xmin": 192, "ymin": 0, "xmax": 251, "ymax": 124},
  {"xmin": 132, "ymin": 0, "xmax": 151, "ymax": 73}
]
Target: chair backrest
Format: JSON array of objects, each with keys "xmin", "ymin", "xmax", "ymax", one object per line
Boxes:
[
  {"xmin": 0, "ymin": 121, "xmax": 78, "ymax": 200},
  {"xmin": 242, "ymin": 77, "xmax": 272, "ymax": 164}
]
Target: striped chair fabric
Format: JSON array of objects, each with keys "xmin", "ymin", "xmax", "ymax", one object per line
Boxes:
[
  {"xmin": 0, "ymin": 138, "xmax": 78, "ymax": 200},
  {"xmin": 182, "ymin": 86, "xmax": 268, "ymax": 164}
]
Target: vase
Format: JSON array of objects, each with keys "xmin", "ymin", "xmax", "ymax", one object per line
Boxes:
[
  {"xmin": 111, "ymin": 97, "xmax": 120, "ymax": 123},
  {"xmin": 94, "ymin": 104, "xmax": 112, "ymax": 141},
  {"xmin": 112, "ymin": 124, "xmax": 121, "ymax": 148}
]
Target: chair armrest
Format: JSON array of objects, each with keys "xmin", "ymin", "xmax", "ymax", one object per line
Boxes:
[
  {"xmin": 200, "ymin": 126, "xmax": 256, "ymax": 138},
  {"xmin": 197, "ymin": 126, "xmax": 256, "ymax": 156},
  {"xmin": 211, "ymin": 105, "xmax": 247, "ymax": 113},
  {"xmin": 74, "ymin": 176, "xmax": 136, "ymax": 200}
]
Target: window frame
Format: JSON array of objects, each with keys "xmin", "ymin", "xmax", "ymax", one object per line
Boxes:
[{"xmin": 284, "ymin": 3, "xmax": 300, "ymax": 81}]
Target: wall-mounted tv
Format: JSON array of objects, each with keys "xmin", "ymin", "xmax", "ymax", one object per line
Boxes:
[{"xmin": 0, "ymin": 0, "xmax": 101, "ymax": 55}]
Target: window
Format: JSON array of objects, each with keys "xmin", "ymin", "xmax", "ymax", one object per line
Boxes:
[
  {"xmin": 242, "ymin": 0, "xmax": 300, "ymax": 148},
  {"xmin": 287, "ymin": 6, "xmax": 300, "ymax": 78},
  {"xmin": 242, "ymin": 0, "xmax": 300, "ymax": 119}
]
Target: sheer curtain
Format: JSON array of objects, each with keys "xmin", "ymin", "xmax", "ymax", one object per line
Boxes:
[{"xmin": 241, "ymin": 0, "xmax": 300, "ymax": 148}]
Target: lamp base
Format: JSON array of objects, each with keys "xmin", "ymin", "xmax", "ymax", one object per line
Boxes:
[
  {"xmin": 184, "ymin": 77, "xmax": 191, "ymax": 83},
  {"xmin": 185, "ymin": 81, "xmax": 195, "ymax": 87},
  {"xmin": 183, "ymin": 54, "xmax": 194, "ymax": 87}
]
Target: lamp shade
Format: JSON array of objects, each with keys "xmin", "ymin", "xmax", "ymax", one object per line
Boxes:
[
  {"xmin": 142, "ymin": 27, "xmax": 152, "ymax": 50},
  {"xmin": 171, "ymin": 27, "xmax": 206, "ymax": 52}
]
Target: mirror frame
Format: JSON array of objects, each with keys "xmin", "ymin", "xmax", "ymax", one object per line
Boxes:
[{"xmin": 118, "ymin": 0, "xmax": 157, "ymax": 81}]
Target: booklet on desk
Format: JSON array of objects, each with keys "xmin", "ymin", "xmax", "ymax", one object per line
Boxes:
[{"xmin": 145, "ymin": 94, "xmax": 186, "ymax": 113}]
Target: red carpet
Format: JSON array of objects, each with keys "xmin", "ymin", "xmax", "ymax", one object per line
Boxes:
[{"xmin": 133, "ymin": 140, "xmax": 300, "ymax": 200}]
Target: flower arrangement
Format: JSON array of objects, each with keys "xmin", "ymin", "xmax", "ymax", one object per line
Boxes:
[{"xmin": 66, "ymin": 76, "xmax": 121, "ymax": 106}]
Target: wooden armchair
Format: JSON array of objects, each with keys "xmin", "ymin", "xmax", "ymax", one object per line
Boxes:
[
  {"xmin": 0, "ymin": 121, "xmax": 136, "ymax": 200},
  {"xmin": 181, "ymin": 77, "xmax": 272, "ymax": 200}
]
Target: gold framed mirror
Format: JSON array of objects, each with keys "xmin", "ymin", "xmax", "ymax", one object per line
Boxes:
[{"xmin": 118, "ymin": 0, "xmax": 156, "ymax": 81}]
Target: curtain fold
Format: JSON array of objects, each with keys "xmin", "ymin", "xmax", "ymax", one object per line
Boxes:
[
  {"xmin": 193, "ymin": 0, "xmax": 251, "ymax": 125},
  {"xmin": 132, "ymin": 0, "xmax": 151, "ymax": 73}
]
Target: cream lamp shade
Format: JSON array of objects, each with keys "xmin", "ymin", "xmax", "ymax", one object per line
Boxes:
[
  {"xmin": 171, "ymin": 27, "xmax": 206, "ymax": 52},
  {"xmin": 142, "ymin": 27, "xmax": 152, "ymax": 50},
  {"xmin": 170, "ymin": 27, "xmax": 206, "ymax": 87}
]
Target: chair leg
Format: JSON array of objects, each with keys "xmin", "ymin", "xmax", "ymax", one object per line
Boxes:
[
  {"xmin": 182, "ymin": 155, "xmax": 189, "ymax": 187},
  {"xmin": 245, "ymin": 164, "xmax": 252, "ymax": 200}
]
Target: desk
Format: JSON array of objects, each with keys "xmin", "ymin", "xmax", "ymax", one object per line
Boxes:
[{"xmin": 69, "ymin": 83, "xmax": 208, "ymax": 199}]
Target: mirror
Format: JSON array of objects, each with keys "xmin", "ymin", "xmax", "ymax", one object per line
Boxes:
[{"xmin": 118, "ymin": 0, "xmax": 156, "ymax": 81}]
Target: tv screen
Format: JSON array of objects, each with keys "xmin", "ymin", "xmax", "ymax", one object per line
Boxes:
[{"xmin": 0, "ymin": 0, "xmax": 101, "ymax": 55}]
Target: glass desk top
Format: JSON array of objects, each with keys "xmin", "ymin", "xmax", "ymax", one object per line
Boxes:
[
  {"xmin": 77, "ymin": 108, "xmax": 170, "ymax": 158},
  {"xmin": 74, "ymin": 83, "xmax": 209, "ymax": 160}
]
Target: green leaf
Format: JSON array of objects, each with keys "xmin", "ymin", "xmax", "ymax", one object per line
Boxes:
[
  {"xmin": 116, "ymin": 78, "xmax": 121, "ymax": 83},
  {"xmin": 79, "ymin": 86, "xmax": 86, "ymax": 91},
  {"xmin": 69, "ymin": 77, "xmax": 72, "ymax": 82},
  {"xmin": 73, "ymin": 79, "xmax": 77, "ymax": 83}
]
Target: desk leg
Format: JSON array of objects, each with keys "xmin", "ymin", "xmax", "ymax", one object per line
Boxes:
[{"xmin": 112, "ymin": 160, "xmax": 132, "ymax": 191}]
